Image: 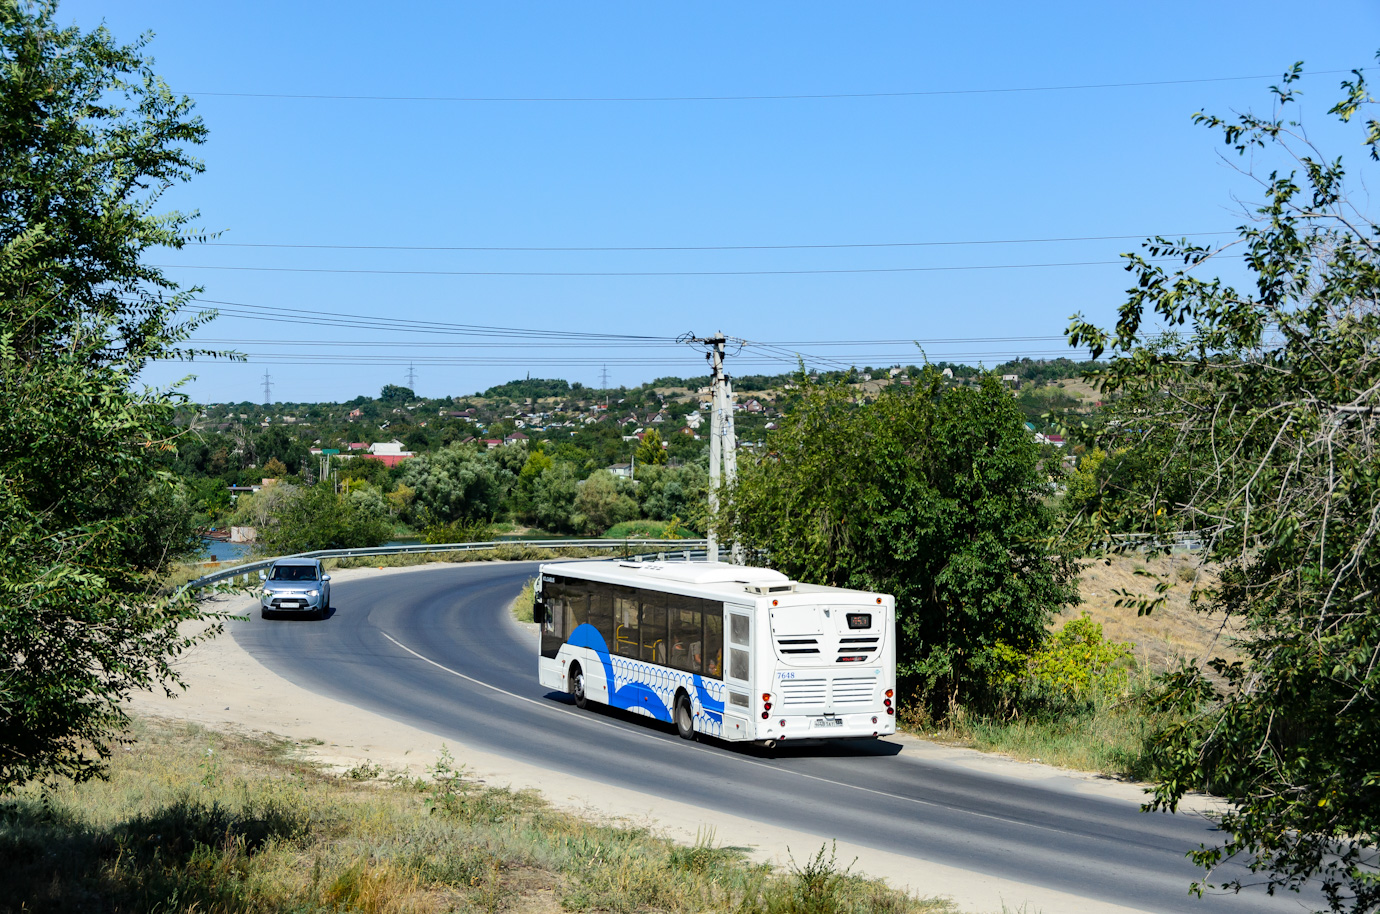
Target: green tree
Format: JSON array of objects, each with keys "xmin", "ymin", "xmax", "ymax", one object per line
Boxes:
[
  {"xmin": 574, "ymin": 469, "xmax": 639, "ymax": 535},
  {"xmin": 401, "ymin": 444, "xmax": 508, "ymax": 525},
  {"xmin": 385, "ymin": 482, "xmax": 415, "ymax": 517},
  {"xmin": 254, "ymin": 426, "xmax": 307, "ymax": 474},
  {"xmin": 531, "ymin": 460, "xmax": 581, "ymax": 533},
  {"xmin": 0, "ymin": 2, "xmax": 225, "ymax": 790},
  {"xmin": 335, "ymin": 453, "xmax": 391, "ymax": 488},
  {"xmin": 379, "ymin": 384, "xmax": 415, "ymax": 405},
  {"xmin": 1061, "ymin": 447, "xmax": 1107, "ymax": 519},
  {"xmin": 1067, "ymin": 64, "xmax": 1380, "ymax": 912},
  {"xmin": 403, "ymin": 427, "xmax": 433, "ymax": 453},
  {"xmin": 228, "ymin": 482, "xmax": 297, "ymax": 530},
  {"xmin": 514, "ymin": 448, "xmax": 554, "ymax": 521},
  {"xmin": 635, "ymin": 428, "xmax": 668, "ymax": 466},
  {"xmin": 636, "ymin": 462, "xmax": 708, "ymax": 530},
  {"xmin": 254, "ymin": 483, "xmax": 392, "ymax": 554},
  {"xmin": 719, "ymin": 371, "xmax": 1078, "ymax": 710}
]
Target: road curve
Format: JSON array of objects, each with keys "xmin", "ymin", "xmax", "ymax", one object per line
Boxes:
[{"xmin": 233, "ymin": 561, "xmax": 1314, "ymax": 914}]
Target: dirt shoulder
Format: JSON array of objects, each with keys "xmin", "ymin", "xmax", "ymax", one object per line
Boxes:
[{"xmin": 132, "ymin": 562, "xmax": 1190, "ymax": 914}]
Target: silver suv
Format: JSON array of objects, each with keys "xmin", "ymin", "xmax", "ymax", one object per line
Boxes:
[{"xmin": 260, "ymin": 558, "xmax": 331, "ymax": 619}]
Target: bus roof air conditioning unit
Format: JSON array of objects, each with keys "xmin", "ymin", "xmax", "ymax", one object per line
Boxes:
[{"xmin": 746, "ymin": 583, "xmax": 795, "ymax": 595}]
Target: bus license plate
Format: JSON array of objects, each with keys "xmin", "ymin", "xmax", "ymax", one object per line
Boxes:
[{"xmin": 812, "ymin": 717, "xmax": 843, "ymax": 728}]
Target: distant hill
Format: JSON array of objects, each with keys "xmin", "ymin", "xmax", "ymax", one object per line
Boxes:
[{"xmin": 482, "ymin": 378, "xmax": 575, "ymax": 400}]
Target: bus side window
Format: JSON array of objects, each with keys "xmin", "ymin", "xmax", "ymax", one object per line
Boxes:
[
  {"xmin": 641, "ymin": 594, "xmax": 667, "ymax": 665},
  {"xmin": 566, "ymin": 586, "xmax": 589, "ymax": 634},
  {"xmin": 613, "ymin": 589, "xmax": 640, "ymax": 658},
  {"xmin": 668, "ymin": 599, "xmax": 702, "ymax": 674},
  {"xmin": 588, "ymin": 584, "xmax": 614, "ymax": 651},
  {"xmin": 728, "ymin": 612, "xmax": 749, "ymax": 682},
  {"xmin": 730, "ymin": 613, "xmax": 749, "ymax": 646},
  {"xmin": 704, "ymin": 607, "xmax": 724, "ymax": 679}
]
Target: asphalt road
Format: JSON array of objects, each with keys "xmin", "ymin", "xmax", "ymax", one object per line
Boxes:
[{"xmin": 233, "ymin": 561, "xmax": 1319, "ymax": 914}]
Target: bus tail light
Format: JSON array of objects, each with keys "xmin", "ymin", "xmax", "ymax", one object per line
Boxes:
[
  {"xmin": 885, "ymin": 689, "xmax": 894, "ymax": 698},
  {"xmin": 763, "ymin": 702, "xmax": 772, "ymax": 711},
  {"xmin": 887, "ymin": 707, "xmax": 894, "ymax": 715},
  {"xmin": 761, "ymin": 693, "xmax": 771, "ymax": 701},
  {"xmin": 871, "ymin": 716, "xmax": 878, "ymax": 724},
  {"xmin": 779, "ymin": 719, "xmax": 786, "ymax": 727},
  {"xmin": 761, "ymin": 711, "xmax": 769, "ymax": 719}
]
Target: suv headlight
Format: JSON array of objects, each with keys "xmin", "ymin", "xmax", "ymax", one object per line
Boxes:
[{"xmin": 306, "ymin": 589, "xmax": 319, "ymax": 597}]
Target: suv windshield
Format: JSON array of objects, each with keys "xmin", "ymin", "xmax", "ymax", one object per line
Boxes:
[{"xmin": 269, "ymin": 565, "xmax": 318, "ymax": 582}]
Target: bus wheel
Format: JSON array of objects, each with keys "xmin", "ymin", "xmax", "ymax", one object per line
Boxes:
[
  {"xmin": 674, "ymin": 693, "xmax": 695, "ymax": 741},
  {"xmin": 571, "ymin": 663, "xmax": 588, "ymax": 710}
]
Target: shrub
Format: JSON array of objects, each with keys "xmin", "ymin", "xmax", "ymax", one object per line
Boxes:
[
  {"xmin": 421, "ymin": 517, "xmax": 493, "ymax": 545},
  {"xmin": 604, "ymin": 519, "xmax": 674, "ymax": 539},
  {"xmin": 993, "ymin": 615, "xmax": 1133, "ymax": 715}
]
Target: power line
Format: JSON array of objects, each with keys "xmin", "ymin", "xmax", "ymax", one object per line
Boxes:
[
  {"xmin": 155, "ymin": 295, "xmax": 1084, "ymax": 368},
  {"xmin": 163, "ymin": 348, "xmax": 1083, "ymax": 367},
  {"xmin": 147, "ymin": 295, "xmax": 669, "ymax": 341},
  {"xmin": 189, "ymin": 230, "xmax": 1232, "ymax": 253},
  {"xmin": 145, "ymin": 293, "xmax": 1088, "ymax": 372},
  {"xmin": 178, "ymin": 334, "xmax": 1070, "ymax": 348},
  {"xmin": 185, "ymin": 69, "xmax": 1356, "ymax": 104},
  {"xmin": 152, "ymin": 257, "xmax": 1163, "ymax": 278}
]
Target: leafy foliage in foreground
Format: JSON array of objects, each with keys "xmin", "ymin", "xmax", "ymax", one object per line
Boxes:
[
  {"xmin": 719, "ymin": 371, "xmax": 1079, "ymax": 711},
  {"xmin": 1068, "ymin": 63, "xmax": 1380, "ymax": 912},
  {"xmin": 0, "ymin": 1, "xmax": 227, "ymax": 790}
]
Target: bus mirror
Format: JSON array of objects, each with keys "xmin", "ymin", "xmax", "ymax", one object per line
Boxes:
[{"xmin": 533, "ymin": 601, "xmax": 546, "ymax": 626}]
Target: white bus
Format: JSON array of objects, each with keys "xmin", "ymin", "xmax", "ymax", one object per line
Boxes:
[{"xmin": 535, "ymin": 560, "xmax": 896, "ymax": 745}]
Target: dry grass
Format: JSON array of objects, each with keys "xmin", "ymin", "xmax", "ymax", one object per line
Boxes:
[
  {"xmin": 1069, "ymin": 551, "xmax": 1240, "ymax": 674},
  {"xmin": 0, "ymin": 720, "xmax": 955, "ymax": 914},
  {"xmin": 1051, "ymin": 377, "xmax": 1103, "ymax": 405},
  {"xmin": 512, "ymin": 576, "xmax": 537, "ymax": 623}
]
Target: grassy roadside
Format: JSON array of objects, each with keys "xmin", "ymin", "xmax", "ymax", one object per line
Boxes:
[
  {"xmin": 899, "ymin": 691, "xmax": 1167, "ymax": 779},
  {"xmin": 512, "ymin": 576, "xmax": 537, "ymax": 623},
  {"xmin": 0, "ymin": 719, "xmax": 952, "ymax": 914}
]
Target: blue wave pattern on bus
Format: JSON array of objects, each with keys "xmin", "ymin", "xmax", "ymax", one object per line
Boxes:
[{"xmin": 566, "ymin": 623, "xmax": 724, "ymax": 736}]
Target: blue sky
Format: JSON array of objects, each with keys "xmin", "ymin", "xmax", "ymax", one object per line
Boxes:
[{"xmin": 58, "ymin": 1, "xmax": 1380, "ymax": 403}]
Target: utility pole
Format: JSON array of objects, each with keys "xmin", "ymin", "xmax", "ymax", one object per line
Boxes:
[
  {"xmin": 599, "ymin": 364, "xmax": 611, "ymax": 390},
  {"xmin": 406, "ymin": 362, "xmax": 418, "ymax": 390},
  {"xmin": 684, "ymin": 332, "xmax": 738, "ymax": 563},
  {"xmin": 261, "ymin": 369, "xmax": 272, "ymax": 406}
]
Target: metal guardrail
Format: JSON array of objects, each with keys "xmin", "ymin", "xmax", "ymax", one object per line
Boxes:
[
  {"xmin": 187, "ymin": 538, "xmax": 710, "ymax": 590},
  {"xmin": 1107, "ymin": 531, "xmax": 1205, "ymax": 552}
]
